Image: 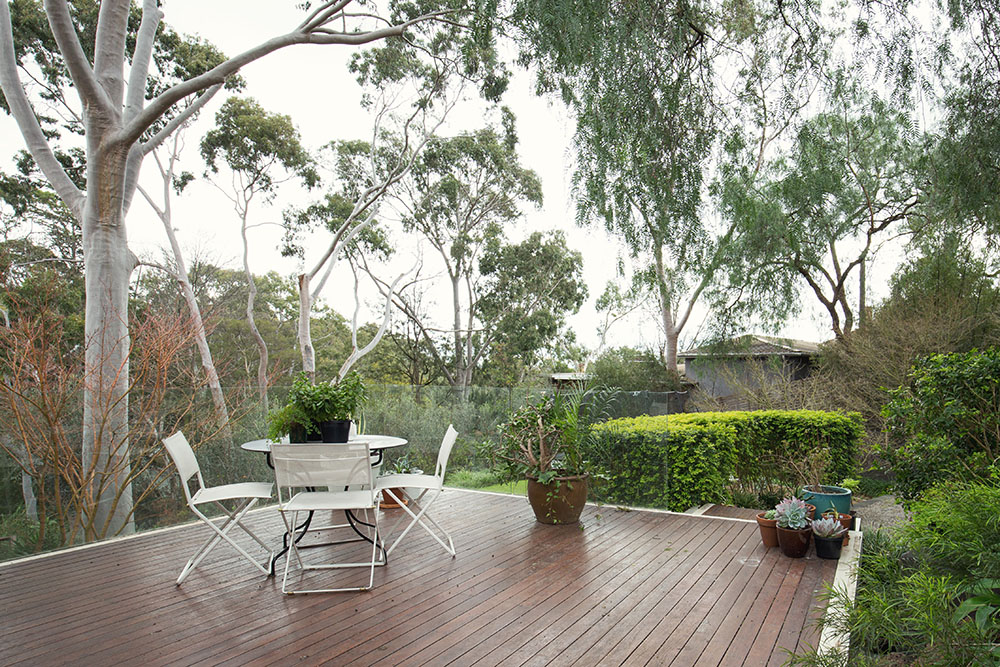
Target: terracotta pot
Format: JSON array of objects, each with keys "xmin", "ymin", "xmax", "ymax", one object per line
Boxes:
[
  {"xmin": 822, "ymin": 511, "xmax": 853, "ymax": 546},
  {"xmin": 805, "ymin": 504, "xmax": 817, "ymax": 520},
  {"xmin": 527, "ymin": 476, "xmax": 588, "ymax": 525},
  {"xmin": 776, "ymin": 525, "xmax": 812, "ymax": 558},
  {"xmin": 814, "ymin": 534, "xmax": 844, "ymax": 560},
  {"xmin": 381, "ymin": 488, "xmax": 408, "ymax": 508},
  {"xmin": 756, "ymin": 513, "xmax": 779, "ymax": 548}
]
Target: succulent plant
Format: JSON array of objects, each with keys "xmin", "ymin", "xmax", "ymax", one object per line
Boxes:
[
  {"xmin": 775, "ymin": 496, "xmax": 809, "ymax": 530},
  {"xmin": 763, "ymin": 509, "xmax": 777, "ymax": 520},
  {"xmin": 811, "ymin": 516, "xmax": 848, "ymax": 538}
]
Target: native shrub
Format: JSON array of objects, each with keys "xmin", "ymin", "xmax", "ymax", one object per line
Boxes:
[{"xmin": 882, "ymin": 348, "xmax": 1000, "ymax": 500}]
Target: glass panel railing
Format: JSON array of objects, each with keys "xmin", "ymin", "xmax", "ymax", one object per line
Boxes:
[{"xmin": 0, "ymin": 384, "xmax": 689, "ymax": 561}]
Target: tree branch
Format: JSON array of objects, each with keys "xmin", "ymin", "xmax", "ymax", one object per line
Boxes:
[
  {"xmin": 0, "ymin": 1, "xmax": 84, "ymax": 218},
  {"xmin": 93, "ymin": 0, "xmax": 129, "ymax": 108},
  {"xmin": 118, "ymin": 11, "xmax": 448, "ymax": 149},
  {"xmin": 42, "ymin": 0, "xmax": 114, "ymax": 115},
  {"xmin": 124, "ymin": 0, "xmax": 162, "ymax": 124}
]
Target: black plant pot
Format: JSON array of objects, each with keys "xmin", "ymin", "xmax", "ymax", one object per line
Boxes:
[
  {"xmin": 320, "ymin": 419, "xmax": 352, "ymax": 443},
  {"xmin": 288, "ymin": 423, "xmax": 320, "ymax": 443},
  {"xmin": 814, "ymin": 534, "xmax": 845, "ymax": 560}
]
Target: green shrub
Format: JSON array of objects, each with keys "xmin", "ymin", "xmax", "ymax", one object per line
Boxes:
[
  {"xmin": 899, "ymin": 482, "xmax": 1000, "ymax": 583},
  {"xmin": 0, "ymin": 508, "xmax": 62, "ymax": 560},
  {"xmin": 589, "ymin": 410, "xmax": 862, "ymax": 511},
  {"xmin": 882, "ymin": 348, "xmax": 1000, "ymax": 500},
  {"xmin": 801, "ymin": 499, "xmax": 1000, "ymax": 665}
]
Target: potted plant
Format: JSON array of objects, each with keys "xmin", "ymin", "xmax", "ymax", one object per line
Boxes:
[
  {"xmin": 267, "ymin": 372, "xmax": 368, "ymax": 443},
  {"xmin": 489, "ymin": 386, "xmax": 612, "ymax": 525},
  {"xmin": 802, "ymin": 483, "xmax": 853, "ymax": 517},
  {"xmin": 821, "ymin": 508, "xmax": 853, "ymax": 545},
  {"xmin": 380, "ymin": 454, "xmax": 423, "ymax": 509},
  {"xmin": 774, "ymin": 496, "xmax": 812, "ymax": 558},
  {"xmin": 811, "ymin": 516, "xmax": 847, "ymax": 559},
  {"xmin": 790, "ymin": 447, "xmax": 853, "ymax": 516},
  {"xmin": 756, "ymin": 509, "xmax": 779, "ymax": 548}
]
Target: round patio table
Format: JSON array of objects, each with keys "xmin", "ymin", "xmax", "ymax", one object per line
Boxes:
[
  {"xmin": 240, "ymin": 435, "xmax": 408, "ymax": 575},
  {"xmin": 240, "ymin": 434, "xmax": 407, "ymax": 466}
]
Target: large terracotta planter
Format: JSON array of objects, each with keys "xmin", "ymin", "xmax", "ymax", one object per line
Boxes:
[
  {"xmin": 776, "ymin": 525, "xmax": 812, "ymax": 558},
  {"xmin": 756, "ymin": 513, "xmax": 778, "ymax": 548},
  {"xmin": 527, "ymin": 476, "xmax": 589, "ymax": 525},
  {"xmin": 381, "ymin": 488, "xmax": 408, "ymax": 508}
]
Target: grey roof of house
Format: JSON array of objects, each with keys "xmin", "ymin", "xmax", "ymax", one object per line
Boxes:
[{"xmin": 679, "ymin": 335, "xmax": 820, "ymax": 359}]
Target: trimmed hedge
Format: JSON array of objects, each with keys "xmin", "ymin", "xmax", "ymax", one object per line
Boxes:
[{"xmin": 589, "ymin": 410, "xmax": 863, "ymax": 511}]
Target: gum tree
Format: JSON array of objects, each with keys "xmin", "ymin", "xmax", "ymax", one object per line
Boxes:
[
  {"xmin": 0, "ymin": 0, "xmax": 491, "ymax": 538},
  {"xmin": 200, "ymin": 96, "xmax": 317, "ymax": 411}
]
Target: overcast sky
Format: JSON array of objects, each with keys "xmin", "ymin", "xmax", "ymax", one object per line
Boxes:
[{"xmin": 0, "ymin": 1, "xmax": 867, "ymax": 354}]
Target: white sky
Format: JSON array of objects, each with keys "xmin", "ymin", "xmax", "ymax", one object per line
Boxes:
[{"xmin": 0, "ymin": 1, "xmax": 876, "ymax": 356}]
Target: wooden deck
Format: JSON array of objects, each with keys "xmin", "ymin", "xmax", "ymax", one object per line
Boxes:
[{"xmin": 0, "ymin": 490, "xmax": 840, "ymax": 666}]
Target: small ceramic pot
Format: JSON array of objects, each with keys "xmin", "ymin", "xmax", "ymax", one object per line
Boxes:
[{"xmin": 822, "ymin": 511, "xmax": 853, "ymax": 545}]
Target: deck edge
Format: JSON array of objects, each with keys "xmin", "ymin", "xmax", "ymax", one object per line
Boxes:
[{"xmin": 816, "ymin": 527, "xmax": 864, "ymax": 658}]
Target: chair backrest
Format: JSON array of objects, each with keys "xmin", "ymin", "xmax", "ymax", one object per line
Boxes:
[
  {"xmin": 163, "ymin": 431, "xmax": 205, "ymax": 503},
  {"xmin": 162, "ymin": 432, "xmax": 203, "ymax": 491},
  {"xmin": 434, "ymin": 425, "xmax": 459, "ymax": 480},
  {"xmin": 271, "ymin": 442, "xmax": 374, "ymax": 502}
]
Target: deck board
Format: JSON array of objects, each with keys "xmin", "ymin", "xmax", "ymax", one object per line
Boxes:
[{"xmin": 0, "ymin": 491, "xmax": 840, "ymax": 666}]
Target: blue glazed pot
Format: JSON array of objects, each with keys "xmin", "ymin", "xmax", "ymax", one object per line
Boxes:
[{"xmin": 802, "ymin": 485, "xmax": 852, "ymax": 515}]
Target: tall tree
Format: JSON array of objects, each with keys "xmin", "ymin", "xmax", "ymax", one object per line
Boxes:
[
  {"xmin": 514, "ymin": 0, "xmax": 828, "ymax": 369},
  {"xmin": 734, "ymin": 88, "xmax": 920, "ymax": 339},
  {"xmin": 200, "ymin": 95, "xmax": 317, "ymax": 411},
  {"xmin": 137, "ymin": 128, "xmax": 231, "ymax": 432},
  {"xmin": 0, "ymin": 0, "xmax": 493, "ymax": 538},
  {"xmin": 281, "ymin": 37, "xmax": 467, "ymax": 382},
  {"xmin": 386, "ymin": 117, "xmax": 544, "ymax": 388}
]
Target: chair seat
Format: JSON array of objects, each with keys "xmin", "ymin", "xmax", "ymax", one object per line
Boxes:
[
  {"xmin": 280, "ymin": 489, "xmax": 377, "ymax": 513},
  {"xmin": 376, "ymin": 473, "xmax": 440, "ymax": 491},
  {"xmin": 191, "ymin": 481, "xmax": 274, "ymax": 506}
]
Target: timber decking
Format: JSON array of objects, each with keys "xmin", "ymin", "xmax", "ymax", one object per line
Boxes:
[
  {"xmin": 0, "ymin": 490, "xmax": 837, "ymax": 666},
  {"xmin": 702, "ymin": 505, "xmax": 763, "ymax": 520}
]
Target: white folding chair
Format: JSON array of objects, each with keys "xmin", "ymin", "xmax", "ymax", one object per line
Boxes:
[
  {"xmin": 271, "ymin": 442, "xmax": 384, "ymax": 594},
  {"xmin": 377, "ymin": 425, "xmax": 458, "ymax": 557},
  {"xmin": 161, "ymin": 432, "xmax": 273, "ymax": 585}
]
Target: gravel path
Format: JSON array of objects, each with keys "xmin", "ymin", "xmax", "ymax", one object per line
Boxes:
[{"xmin": 853, "ymin": 494, "xmax": 909, "ymax": 532}]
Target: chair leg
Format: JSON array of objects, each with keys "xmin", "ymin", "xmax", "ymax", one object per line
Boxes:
[
  {"xmin": 178, "ymin": 498, "xmax": 271, "ymax": 585},
  {"xmin": 280, "ymin": 508, "xmax": 384, "ymax": 594},
  {"xmin": 383, "ymin": 488, "xmax": 455, "ymax": 557}
]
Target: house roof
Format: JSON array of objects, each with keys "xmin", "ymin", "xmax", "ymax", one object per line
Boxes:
[
  {"xmin": 549, "ymin": 372, "xmax": 592, "ymax": 382},
  {"xmin": 679, "ymin": 335, "xmax": 820, "ymax": 359}
]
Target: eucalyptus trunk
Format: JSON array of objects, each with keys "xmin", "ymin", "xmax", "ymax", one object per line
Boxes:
[
  {"xmin": 298, "ymin": 272, "xmax": 315, "ymax": 380},
  {"xmin": 81, "ymin": 139, "xmax": 135, "ymax": 538}
]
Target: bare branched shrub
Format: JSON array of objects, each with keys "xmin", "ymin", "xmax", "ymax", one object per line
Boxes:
[{"xmin": 0, "ymin": 286, "xmax": 258, "ymax": 547}]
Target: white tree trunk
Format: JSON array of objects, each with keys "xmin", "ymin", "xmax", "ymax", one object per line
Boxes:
[
  {"xmin": 298, "ymin": 273, "xmax": 315, "ymax": 380},
  {"xmin": 240, "ymin": 212, "xmax": 269, "ymax": 412},
  {"xmin": 142, "ymin": 145, "xmax": 233, "ymax": 433},
  {"xmin": 653, "ymin": 244, "xmax": 680, "ymax": 372},
  {"xmin": 81, "ymin": 154, "xmax": 135, "ymax": 538}
]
